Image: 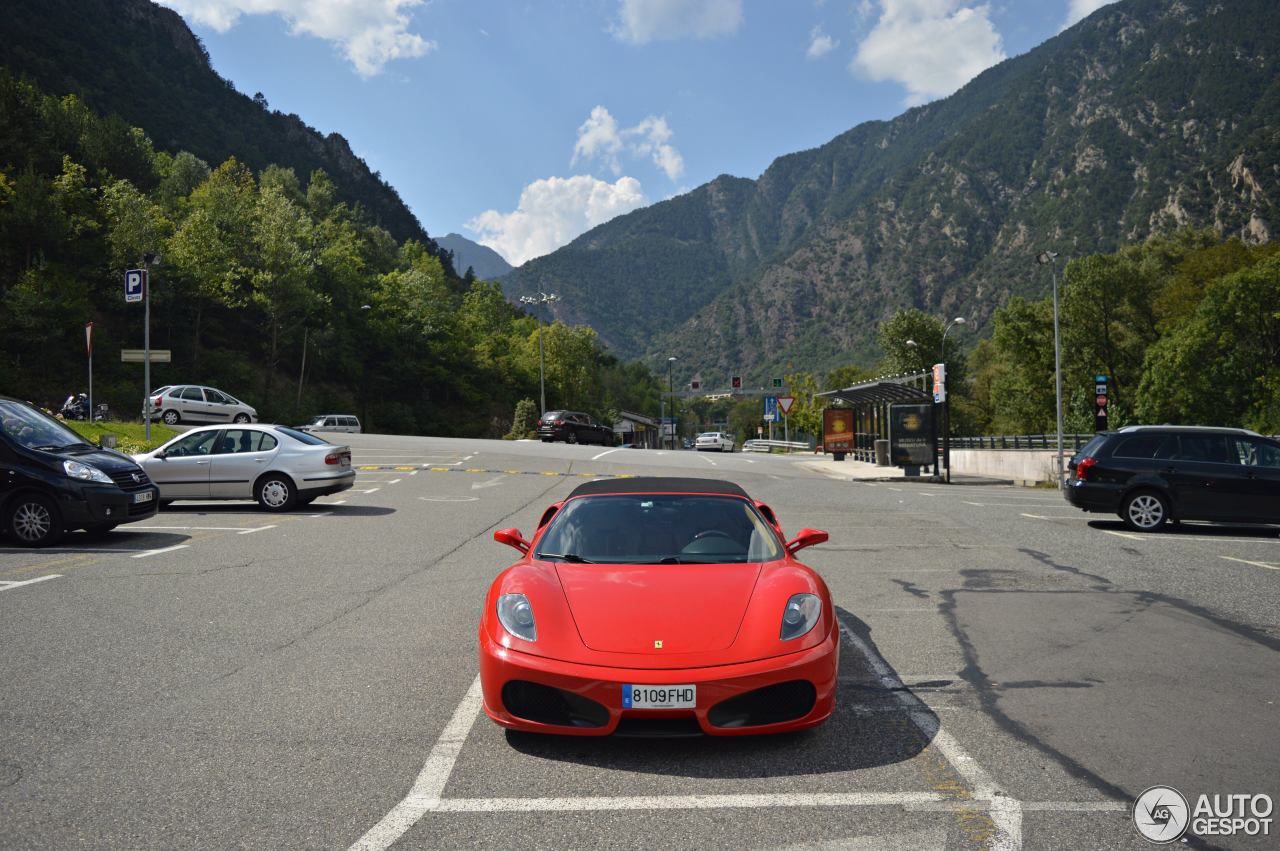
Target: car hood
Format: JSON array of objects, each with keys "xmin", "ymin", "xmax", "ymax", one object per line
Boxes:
[
  {"xmin": 554, "ymin": 562, "xmax": 762, "ymax": 654},
  {"xmin": 53, "ymin": 446, "xmax": 144, "ymax": 475}
]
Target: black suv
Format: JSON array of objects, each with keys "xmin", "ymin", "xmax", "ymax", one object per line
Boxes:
[
  {"xmin": 1, "ymin": 396, "xmax": 160, "ymax": 546},
  {"xmin": 537, "ymin": 411, "xmax": 615, "ymax": 445},
  {"xmin": 1065, "ymin": 425, "xmax": 1280, "ymax": 532}
]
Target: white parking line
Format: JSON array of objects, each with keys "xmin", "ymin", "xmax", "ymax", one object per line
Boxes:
[
  {"xmin": 435, "ymin": 792, "xmax": 948, "ymax": 812},
  {"xmin": 838, "ymin": 618, "xmax": 1021, "ymax": 850},
  {"xmin": 1220, "ymin": 556, "xmax": 1280, "ymax": 571},
  {"xmin": 1102, "ymin": 530, "xmax": 1143, "ymax": 540},
  {"xmin": 237, "ymin": 525, "xmax": 277, "ymax": 535},
  {"xmin": 388, "ymin": 479, "xmax": 402, "ymax": 484},
  {"xmin": 0, "ymin": 574, "xmax": 62, "ymax": 592},
  {"xmin": 700, "ymin": 455, "xmax": 717, "ymax": 466},
  {"xmin": 131, "ymin": 544, "xmax": 190, "ymax": 559},
  {"xmin": 349, "ymin": 675, "xmax": 484, "ymax": 851},
  {"xmin": 355, "ymin": 488, "xmax": 381, "ymax": 494},
  {"xmin": 592, "ymin": 448, "xmax": 623, "ymax": 460},
  {"xmin": 138, "ymin": 525, "xmax": 253, "ymax": 531},
  {"xmin": 1020, "ymin": 513, "xmax": 1087, "ymax": 520},
  {"xmin": 1105, "ymin": 529, "xmax": 1280, "ymax": 545}
]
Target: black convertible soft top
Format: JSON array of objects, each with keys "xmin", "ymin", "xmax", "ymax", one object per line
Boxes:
[{"xmin": 568, "ymin": 477, "xmax": 748, "ymax": 498}]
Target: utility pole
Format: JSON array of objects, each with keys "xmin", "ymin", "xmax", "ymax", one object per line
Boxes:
[
  {"xmin": 667, "ymin": 356, "xmax": 677, "ymax": 449},
  {"xmin": 1038, "ymin": 250, "xmax": 1064, "ymax": 488},
  {"xmin": 142, "ymin": 253, "xmax": 161, "ymax": 441},
  {"xmin": 519, "ymin": 292, "xmax": 559, "ymax": 415}
]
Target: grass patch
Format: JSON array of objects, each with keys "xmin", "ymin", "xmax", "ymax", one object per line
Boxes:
[{"xmin": 64, "ymin": 420, "xmax": 177, "ymax": 454}]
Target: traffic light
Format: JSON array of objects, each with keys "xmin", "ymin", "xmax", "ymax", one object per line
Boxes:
[
  {"xmin": 772, "ymin": 377, "xmax": 782, "ymax": 388},
  {"xmin": 690, "ymin": 380, "xmax": 701, "ymax": 391},
  {"xmin": 731, "ymin": 376, "xmax": 742, "ymax": 389}
]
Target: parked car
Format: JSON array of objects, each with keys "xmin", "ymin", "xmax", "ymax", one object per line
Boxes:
[
  {"xmin": 537, "ymin": 410, "xmax": 615, "ymax": 445},
  {"xmin": 144, "ymin": 385, "xmax": 257, "ymax": 426},
  {"xmin": 482, "ymin": 477, "xmax": 834, "ymax": 735},
  {"xmin": 695, "ymin": 431, "xmax": 736, "ymax": 452},
  {"xmin": 742, "ymin": 439, "xmax": 770, "ymax": 453},
  {"xmin": 299, "ymin": 414, "xmax": 362, "ymax": 434},
  {"xmin": 133, "ymin": 424, "xmax": 353, "ymax": 512},
  {"xmin": 1064, "ymin": 425, "xmax": 1280, "ymax": 532},
  {"xmin": 1, "ymin": 395, "xmax": 159, "ymax": 546}
]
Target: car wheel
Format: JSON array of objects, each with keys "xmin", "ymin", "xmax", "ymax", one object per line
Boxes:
[
  {"xmin": 1122, "ymin": 489, "xmax": 1169, "ymax": 532},
  {"xmin": 162, "ymin": 409, "xmax": 180, "ymax": 425},
  {"xmin": 567, "ymin": 431, "xmax": 578, "ymax": 445},
  {"xmin": 6, "ymin": 493, "xmax": 63, "ymax": 547},
  {"xmin": 255, "ymin": 474, "xmax": 297, "ymax": 512},
  {"xmin": 233, "ymin": 413, "xmax": 250, "ymax": 424},
  {"xmin": 83, "ymin": 523, "xmax": 118, "ymax": 537}
]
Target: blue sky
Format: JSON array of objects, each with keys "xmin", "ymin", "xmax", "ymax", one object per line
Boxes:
[{"xmin": 158, "ymin": 1, "xmax": 1116, "ymax": 265}]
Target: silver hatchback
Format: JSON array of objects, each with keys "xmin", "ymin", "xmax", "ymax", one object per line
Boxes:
[
  {"xmin": 133, "ymin": 424, "xmax": 354, "ymax": 511},
  {"xmin": 145, "ymin": 385, "xmax": 258, "ymax": 425}
]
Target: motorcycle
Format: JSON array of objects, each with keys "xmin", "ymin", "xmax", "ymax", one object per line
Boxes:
[{"xmin": 60, "ymin": 393, "xmax": 89, "ymax": 421}]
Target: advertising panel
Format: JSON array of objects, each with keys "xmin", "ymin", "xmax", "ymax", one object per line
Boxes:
[{"xmin": 889, "ymin": 403, "xmax": 935, "ymax": 467}]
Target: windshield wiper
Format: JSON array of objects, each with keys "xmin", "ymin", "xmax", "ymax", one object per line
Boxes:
[{"xmin": 536, "ymin": 552, "xmax": 594, "ymax": 563}]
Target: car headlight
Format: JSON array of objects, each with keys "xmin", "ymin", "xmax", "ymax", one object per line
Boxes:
[
  {"xmin": 497, "ymin": 593, "xmax": 537, "ymax": 642},
  {"xmin": 63, "ymin": 459, "xmax": 113, "ymax": 484},
  {"xmin": 780, "ymin": 593, "xmax": 821, "ymax": 641}
]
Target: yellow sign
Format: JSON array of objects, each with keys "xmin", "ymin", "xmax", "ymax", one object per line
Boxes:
[
  {"xmin": 830, "ymin": 417, "xmax": 847, "ymax": 433},
  {"xmin": 902, "ymin": 413, "xmax": 921, "ymax": 430}
]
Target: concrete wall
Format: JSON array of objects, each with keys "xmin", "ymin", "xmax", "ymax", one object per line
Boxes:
[{"xmin": 951, "ymin": 449, "xmax": 1061, "ymax": 485}]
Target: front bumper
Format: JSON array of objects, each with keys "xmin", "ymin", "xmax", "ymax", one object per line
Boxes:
[
  {"xmin": 58, "ymin": 483, "xmax": 160, "ymax": 527},
  {"xmin": 479, "ymin": 629, "xmax": 838, "ymax": 736}
]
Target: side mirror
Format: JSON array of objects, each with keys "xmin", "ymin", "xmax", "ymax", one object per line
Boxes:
[
  {"xmin": 494, "ymin": 528, "xmax": 530, "ymax": 555},
  {"xmin": 155, "ymin": 450, "xmax": 168, "ymax": 460},
  {"xmin": 786, "ymin": 528, "xmax": 828, "ymax": 556}
]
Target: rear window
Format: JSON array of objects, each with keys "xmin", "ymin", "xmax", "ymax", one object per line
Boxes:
[
  {"xmin": 534, "ymin": 494, "xmax": 781, "ymax": 564},
  {"xmin": 274, "ymin": 426, "xmax": 329, "ymax": 445},
  {"xmin": 1111, "ymin": 433, "xmax": 1176, "ymax": 459}
]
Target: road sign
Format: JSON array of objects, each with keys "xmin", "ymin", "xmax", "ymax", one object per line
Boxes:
[
  {"xmin": 932, "ymin": 363, "xmax": 947, "ymax": 403},
  {"xmin": 731, "ymin": 376, "xmax": 742, "ymax": 390},
  {"xmin": 763, "ymin": 396, "xmax": 778, "ymax": 422},
  {"xmin": 772, "ymin": 377, "xmax": 783, "ymax": 388},
  {"xmin": 125, "ymin": 269, "xmax": 146, "ymax": 303},
  {"xmin": 121, "ymin": 349, "xmax": 170, "ymax": 363},
  {"xmin": 1096, "ymin": 394, "xmax": 1108, "ymax": 407},
  {"xmin": 777, "ymin": 396, "xmax": 795, "ymax": 416},
  {"xmin": 1093, "ymin": 375, "xmax": 1109, "ymax": 432}
]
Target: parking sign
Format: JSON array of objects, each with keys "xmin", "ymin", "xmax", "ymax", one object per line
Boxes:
[{"xmin": 125, "ymin": 269, "xmax": 146, "ymax": 303}]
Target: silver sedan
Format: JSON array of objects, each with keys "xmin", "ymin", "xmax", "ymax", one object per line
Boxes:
[{"xmin": 134, "ymin": 424, "xmax": 354, "ymax": 511}]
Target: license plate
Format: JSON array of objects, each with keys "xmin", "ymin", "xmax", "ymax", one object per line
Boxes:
[
  {"xmin": 623, "ymin": 684, "xmax": 696, "ymax": 709},
  {"xmin": 133, "ymin": 490, "xmax": 153, "ymax": 504}
]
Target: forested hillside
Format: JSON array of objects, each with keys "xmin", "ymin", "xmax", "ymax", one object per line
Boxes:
[
  {"xmin": 503, "ymin": 0, "xmax": 1278, "ymax": 384},
  {"xmin": 0, "ymin": 73, "xmax": 662, "ymax": 433},
  {"xmin": 0, "ymin": 0, "xmax": 438, "ymax": 252}
]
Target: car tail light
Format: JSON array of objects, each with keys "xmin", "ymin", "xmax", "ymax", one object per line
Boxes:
[
  {"xmin": 325, "ymin": 451, "xmax": 349, "ymax": 466},
  {"xmin": 553, "ymin": 419, "xmax": 564, "ymax": 426},
  {"xmin": 1075, "ymin": 456, "xmax": 1097, "ymax": 481},
  {"xmin": 153, "ymin": 397, "xmax": 162, "ymax": 408}
]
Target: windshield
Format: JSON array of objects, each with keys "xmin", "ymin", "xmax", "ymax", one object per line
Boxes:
[
  {"xmin": 534, "ymin": 494, "xmax": 782, "ymax": 564},
  {"xmin": 0, "ymin": 400, "xmax": 92, "ymax": 450},
  {"xmin": 274, "ymin": 425, "xmax": 330, "ymax": 445},
  {"xmin": 306, "ymin": 416, "xmax": 327, "ymax": 425}
]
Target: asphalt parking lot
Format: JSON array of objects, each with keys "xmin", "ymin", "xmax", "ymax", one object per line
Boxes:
[{"xmin": 2, "ymin": 436, "xmax": 1277, "ymax": 849}]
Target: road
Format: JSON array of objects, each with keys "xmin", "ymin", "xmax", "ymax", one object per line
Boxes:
[{"xmin": 1, "ymin": 435, "xmax": 1277, "ymax": 849}]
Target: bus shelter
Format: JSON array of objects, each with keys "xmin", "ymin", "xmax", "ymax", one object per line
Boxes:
[{"xmin": 817, "ymin": 373, "xmax": 937, "ymax": 471}]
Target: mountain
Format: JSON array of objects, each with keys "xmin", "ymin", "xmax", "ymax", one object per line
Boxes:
[
  {"xmin": 436, "ymin": 233, "xmax": 513, "ymax": 280},
  {"xmin": 0, "ymin": 0, "xmax": 442, "ymax": 255},
  {"xmin": 503, "ymin": 0, "xmax": 1278, "ymax": 383}
]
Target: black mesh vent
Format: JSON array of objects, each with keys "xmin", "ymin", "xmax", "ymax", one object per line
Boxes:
[
  {"xmin": 707, "ymin": 680, "xmax": 817, "ymax": 728},
  {"xmin": 501, "ymin": 680, "xmax": 609, "ymax": 728}
]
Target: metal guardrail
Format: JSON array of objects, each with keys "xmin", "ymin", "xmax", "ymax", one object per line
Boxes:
[
  {"xmin": 949, "ymin": 434, "xmax": 1093, "ymax": 451},
  {"xmin": 744, "ymin": 439, "xmax": 810, "ymax": 452}
]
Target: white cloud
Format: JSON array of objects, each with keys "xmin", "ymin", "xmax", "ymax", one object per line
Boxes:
[
  {"xmin": 571, "ymin": 107, "xmax": 685, "ymax": 182},
  {"xmin": 465, "ymin": 175, "xmax": 648, "ymax": 266},
  {"xmin": 852, "ymin": 0, "xmax": 1006, "ymax": 106},
  {"xmin": 156, "ymin": 0, "xmax": 434, "ymax": 77},
  {"xmin": 1062, "ymin": 0, "xmax": 1117, "ymax": 29},
  {"xmin": 807, "ymin": 25, "xmax": 838, "ymax": 59},
  {"xmin": 613, "ymin": 0, "xmax": 744, "ymax": 44}
]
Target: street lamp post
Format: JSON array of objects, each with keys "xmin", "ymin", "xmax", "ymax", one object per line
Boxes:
[
  {"xmin": 141, "ymin": 252, "xmax": 161, "ymax": 441},
  {"xmin": 940, "ymin": 317, "xmax": 966, "ymax": 485},
  {"xmin": 519, "ymin": 292, "xmax": 559, "ymax": 416},
  {"xmin": 1037, "ymin": 250, "xmax": 1064, "ymax": 488},
  {"xmin": 667, "ymin": 356, "xmax": 677, "ymax": 449}
]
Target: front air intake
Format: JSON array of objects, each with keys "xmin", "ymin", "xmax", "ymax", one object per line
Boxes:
[
  {"xmin": 501, "ymin": 680, "xmax": 609, "ymax": 728},
  {"xmin": 707, "ymin": 681, "xmax": 816, "ymax": 728}
]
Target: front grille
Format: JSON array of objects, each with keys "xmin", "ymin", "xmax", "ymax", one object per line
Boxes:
[
  {"xmin": 109, "ymin": 468, "xmax": 151, "ymax": 492},
  {"xmin": 501, "ymin": 680, "xmax": 609, "ymax": 728},
  {"xmin": 707, "ymin": 680, "xmax": 817, "ymax": 728},
  {"xmin": 127, "ymin": 499, "xmax": 156, "ymax": 516}
]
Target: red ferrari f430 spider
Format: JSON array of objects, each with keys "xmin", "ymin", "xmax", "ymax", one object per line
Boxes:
[{"xmin": 479, "ymin": 477, "xmax": 836, "ymax": 736}]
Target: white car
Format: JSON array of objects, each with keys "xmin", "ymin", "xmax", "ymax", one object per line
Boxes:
[
  {"xmin": 134, "ymin": 424, "xmax": 354, "ymax": 511},
  {"xmin": 695, "ymin": 431, "xmax": 736, "ymax": 452},
  {"xmin": 145, "ymin": 384, "xmax": 257, "ymax": 426},
  {"xmin": 299, "ymin": 414, "xmax": 362, "ymax": 434}
]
